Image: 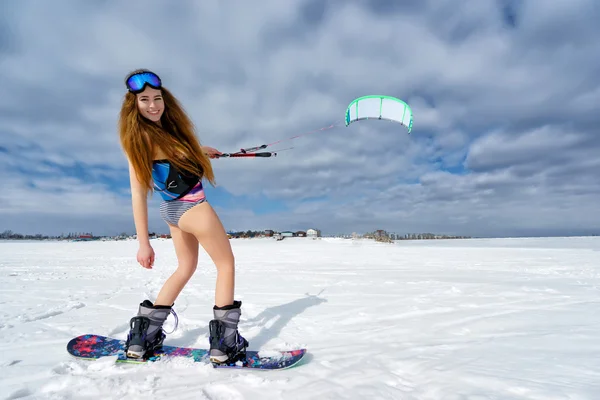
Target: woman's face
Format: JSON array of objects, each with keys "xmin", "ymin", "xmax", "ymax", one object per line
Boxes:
[{"xmin": 136, "ymin": 86, "xmax": 164, "ymax": 123}]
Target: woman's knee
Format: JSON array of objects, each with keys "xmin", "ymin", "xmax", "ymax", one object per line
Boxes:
[
  {"xmin": 176, "ymin": 259, "xmax": 198, "ymax": 278},
  {"xmin": 214, "ymin": 254, "xmax": 235, "ymax": 271}
]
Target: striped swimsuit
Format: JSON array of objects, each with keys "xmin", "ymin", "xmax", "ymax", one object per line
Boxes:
[{"xmin": 152, "ymin": 159, "xmax": 207, "ymax": 227}]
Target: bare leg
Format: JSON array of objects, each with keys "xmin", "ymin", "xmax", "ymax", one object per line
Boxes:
[
  {"xmin": 177, "ymin": 201, "xmax": 235, "ymax": 307},
  {"xmin": 154, "ymin": 224, "xmax": 200, "ymax": 306}
]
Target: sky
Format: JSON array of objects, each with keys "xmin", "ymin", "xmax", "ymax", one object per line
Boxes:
[{"xmin": 1, "ymin": 0, "xmax": 599, "ymax": 238}]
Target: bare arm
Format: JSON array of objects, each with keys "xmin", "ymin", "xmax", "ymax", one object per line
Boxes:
[{"xmin": 128, "ymin": 160, "xmax": 151, "ymax": 247}]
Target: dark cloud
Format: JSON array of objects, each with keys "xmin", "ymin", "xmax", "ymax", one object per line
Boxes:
[
  {"xmin": 465, "ymin": 127, "xmax": 588, "ymax": 172},
  {"xmin": 359, "ymin": 0, "xmax": 427, "ymax": 16},
  {"xmin": 499, "ymin": 0, "xmax": 520, "ymax": 28}
]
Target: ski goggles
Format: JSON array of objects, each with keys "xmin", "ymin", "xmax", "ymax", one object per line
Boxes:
[{"xmin": 125, "ymin": 71, "xmax": 162, "ymax": 94}]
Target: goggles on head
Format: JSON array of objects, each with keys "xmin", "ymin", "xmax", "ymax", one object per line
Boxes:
[{"xmin": 125, "ymin": 71, "xmax": 162, "ymax": 94}]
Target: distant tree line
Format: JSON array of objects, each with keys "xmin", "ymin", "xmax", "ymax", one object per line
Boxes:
[
  {"xmin": 1, "ymin": 230, "xmax": 57, "ymax": 240},
  {"xmin": 362, "ymin": 230, "xmax": 471, "ymax": 242},
  {"xmin": 227, "ymin": 230, "xmax": 264, "ymax": 238},
  {"xmin": 396, "ymin": 233, "xmax": 471, "ymax": 240},
  {"xmin": 0, "ymin": 230, "xmax": 97, "ymax": 240}
]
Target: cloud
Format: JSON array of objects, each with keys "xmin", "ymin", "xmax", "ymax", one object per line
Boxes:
[{"xmin": 1, "ymin": 0, "xmax": 599, "ymax": 237}]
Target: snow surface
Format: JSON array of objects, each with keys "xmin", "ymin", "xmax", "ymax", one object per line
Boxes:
[{"xmin": 2, "ymin": 236, "xmax": 600, "ymax": 399}]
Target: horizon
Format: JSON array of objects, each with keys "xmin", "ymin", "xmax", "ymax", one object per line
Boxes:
[
  {"xmin": 2, "ymin": 1, "xmax": 599, "ymax": 238},
  {"xmin": 2, "ymin": 229, "xmax": 599, "ymax": 241}
]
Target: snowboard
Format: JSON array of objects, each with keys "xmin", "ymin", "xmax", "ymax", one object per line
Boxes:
[{"xmin": 67, "ymin": 334, "xmax": 306, "ymax": 370}]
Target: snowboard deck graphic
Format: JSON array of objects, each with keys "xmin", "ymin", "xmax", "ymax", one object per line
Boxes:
[{"xmin": 67, "ymin": 334, "xmax": 306, "ymax": 370}]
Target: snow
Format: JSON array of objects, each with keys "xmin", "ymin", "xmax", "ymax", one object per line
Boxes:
[{"xmin": 2, "ymin": 236, "xmax": 600, "ymax": 399}]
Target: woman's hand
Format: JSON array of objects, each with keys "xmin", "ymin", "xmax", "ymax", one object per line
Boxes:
[
  {"xmin": 202, "ymin": 146, "xmax": 223, "ymax": 159},
  {"xmin": 137, "ymin": 243, "xmax": 155, "ymax": 269}
]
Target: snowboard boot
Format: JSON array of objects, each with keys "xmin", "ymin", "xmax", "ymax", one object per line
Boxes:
[
  {"xmin": 209, "ymin": 300, "xmax": 249, "ymax": 364},
  {"xmin": 125, "ymin": 300, "xmax": 178, "ymax": 359}
]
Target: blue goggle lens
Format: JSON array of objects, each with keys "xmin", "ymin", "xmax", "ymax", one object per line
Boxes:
[{"xmin": 126, "ymin": 72, "xmax": 161, "ymax": 93}]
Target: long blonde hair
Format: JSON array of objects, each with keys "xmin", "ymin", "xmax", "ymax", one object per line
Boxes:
[{"xmin": 118, "ymin": 69, "xmax": 216, "ymax": 194}]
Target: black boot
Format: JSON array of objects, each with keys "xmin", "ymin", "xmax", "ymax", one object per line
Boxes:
[
  {"xmin": 209, "ymin": 300, "xmax": 249, "ymax": 364},
  {"xmin": 125, "ymin": 300, "xmax": 177, "ymax": 359}
]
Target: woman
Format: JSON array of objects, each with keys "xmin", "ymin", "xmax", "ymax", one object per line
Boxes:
[{"xmin": 117, "ymin": 69, "xmax": 248, "ymax": 364}]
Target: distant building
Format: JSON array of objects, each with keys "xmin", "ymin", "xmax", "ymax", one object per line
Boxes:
[
  {"xmin": 307, "ymin": 228, "xmax": 321, "ymax": 238},
  {"xmin": 280, "ymin": 231, "xmax": 294, "ymax": 237},
  {"xmin": 72, "ymin": 233, "xmax": 94, "ymax": 241},
  {"xmin": 295, "ymin": 231, "xmax": 306, "ymax": 237},
  {"xmin": 264, "ymin": 230, "xmax": 275, "ymax": 237}
]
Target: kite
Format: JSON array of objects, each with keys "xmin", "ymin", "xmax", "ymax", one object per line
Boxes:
[{"xmin": 344, "ymin": 95, "xmax": 413, "ymax": 133}]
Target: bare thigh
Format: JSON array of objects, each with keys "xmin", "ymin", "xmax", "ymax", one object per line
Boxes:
[
  {"xmin": 177, "ymin": 202, "xmax": 234, "ymax": 266},
  {"xmin": 169, "ymin": 223, "xmax": 200, "ymax": 273}
]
